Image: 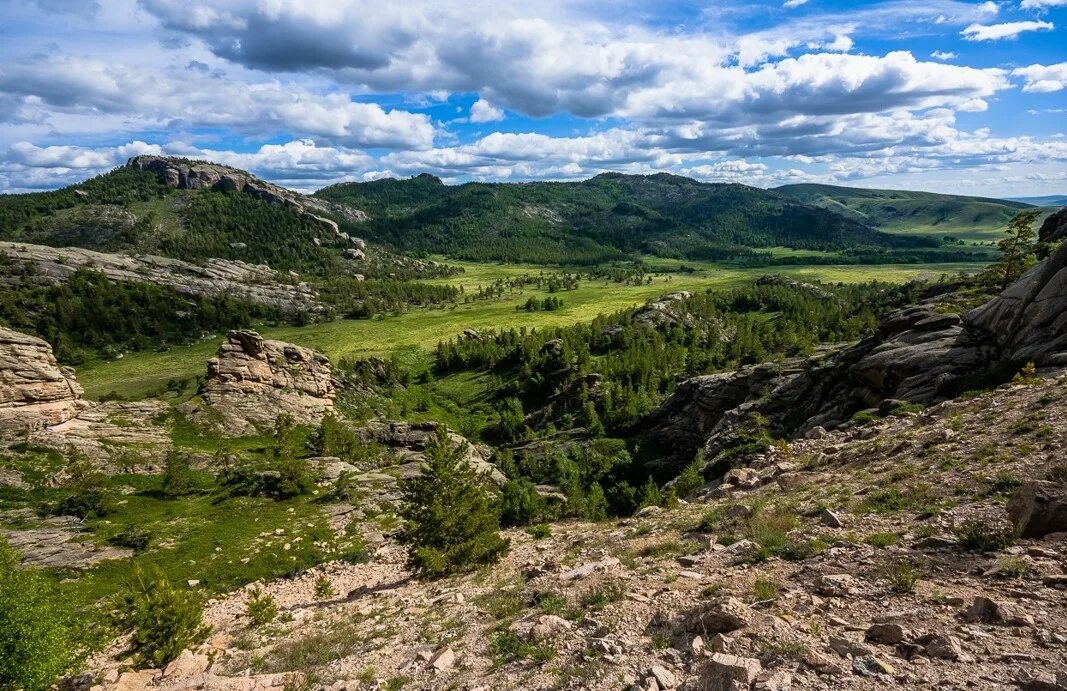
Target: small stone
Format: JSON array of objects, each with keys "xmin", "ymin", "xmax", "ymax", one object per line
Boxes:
[
  {"xmin": 755, "ymin": 670, "xmax": 792, "ymax": 691},
  {"xmin": 964, "ymin": 596, "xmax": 1034, "ymax": 626},
  {"xmin": 691, "ymin": 635, "xmax": 706, "ymax": 656},
  {"xmin": 865, "ymin": 623, "xmax": 908, "ymax": 645},
  {"xmin": 924, "ymin": 633, "xmax": 965, "ymax": 660},
  {"xmin": 852, "ymin": 656, "xmax": 895, "ymax": 677},
  {"xmin": 186, "ymin": 579, "xmax": 200, "ymax": 587},
  {"xmin": 820, "ymin": 509, "xmax": 843, "ymax": 528},
  {"xmin": 650, "ymin": 665, "xmax": 677, "ymax": 689},
  {"xmin": 702, "ymin": 653, "xmax": 762, "ymax": 689},
  {"xmin": 429, "ymin": 646, "xmax": 455, "ymax": 671}
]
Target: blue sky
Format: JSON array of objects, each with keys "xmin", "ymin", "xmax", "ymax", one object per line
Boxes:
[{"xmin": 0, "ymin": 0, "xmax": 1064, "ymax": 196}]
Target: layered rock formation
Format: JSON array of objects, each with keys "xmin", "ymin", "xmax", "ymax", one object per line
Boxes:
[
  {"xmin": 199, "ymin": 331, "xmax": 335, "ymax": 435},
  {"xmin": 357, "ymin": 420, "xmax": 506, "ymax": 485},
  {"xmin": 642, "ymin": 231, "xmax": 1067, "ymax": 473},
  {"xmin": 0, "ymin": 327, "xmax": 87, "ymax": 436},
  {"xmin": 0, "ymin": 241, "xmax": 322, "ymax": 314},
  {"xmin": 1038, "ymin": 206, "xmax": 1067, "ymax": 246}
]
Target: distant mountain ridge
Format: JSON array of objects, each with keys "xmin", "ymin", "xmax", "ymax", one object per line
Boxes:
[
  {"xmin": 314, "ymin": 172, "xmax": 932, "ymax": 264},
  {"xmin": 1010, "ymin": 195, "xmax": 1067, "ymax": 207}
]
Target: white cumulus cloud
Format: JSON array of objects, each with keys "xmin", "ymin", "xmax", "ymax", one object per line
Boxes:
[
  {"xmin": 469, "ymin": 99, "xmax": 504, "ymax": 123},
  {"xmin": 961, "ymin": 20, "xmax": 1054, "ymax": 41}
]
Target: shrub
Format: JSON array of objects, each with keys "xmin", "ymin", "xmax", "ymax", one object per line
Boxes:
[
  {"xmin": 398, "ymin": 428, "xmax": 509, "ymax": 578},
  {"xmin": 108, "ymin": 525, "xmax": 152, "ymax": 552},
  {"xmin": 161, "ymin": 448, "xmax": 194, "ymax": 497},
  {"xmin": 578, "ymin": 580, "xmax": 625, "ymax": 610},
  {"xmin": 116, "ymin": 568, "xmax": 210, "ymax": 668},
  {"xmin": 885, "ymin": 559, "xmax": 921, "ymax": 594},
  {"xmin": 673, "ymin": 457, "xmax": 705, "ymax": 499},
  {"xmin": 246, "ymin": 588, "xmax": 278, "ymax": 627},
  {"xmin": 955, "ymin": 520, "xmax": 1015, "ymax": 553},
  {"xmin": 0, "ymin": 539, "xmax": 86, "ymax": 690},
  {"xmin": 313, "ymin": 576, "xmax": 335, "ymax": 599},
  {"xmin": 499, "ymin": 478, "xmax": 545, "ymax": 526},
  {"xmin": 752, "ymin": 579, "xmax": 781, "ymax": 602},
  {"xmin": 526, "ymin": 523, "xmax": 552, "ymax": 539},
  {"xmin": 53, "ymin": 451, "xmax": 111, "ymax": 518},
  {"xmin": 864, "ymin": 532, "xmax": 900, "ymax": 549}
]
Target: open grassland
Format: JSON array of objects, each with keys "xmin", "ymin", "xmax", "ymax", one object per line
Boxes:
[{"xmin": 77, "ymin": 259, "xmax": 989, "ymax": 400}]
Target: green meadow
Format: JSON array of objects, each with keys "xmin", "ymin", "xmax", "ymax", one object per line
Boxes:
[{"xmin": 77, "ymin": 259, "xmax": 988, "ymax": 400}]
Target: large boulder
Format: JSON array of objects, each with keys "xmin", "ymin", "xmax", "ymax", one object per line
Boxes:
[
  {"xmin": 1038, "ymin": 207, "xmax": 1067, "ymax": 247},
  {"xmin": 1007, "ymin": 481, "xmax": 1067, "ymax": 538},
  {"xmin": 199, "ymin": 330, "xmax": 335, "ymax": 435},
  {"xmin": 967, "ymin": 237, "xmax": 1067, "ymax": 368},
  {"xmin": 0, "ymin": 327, "xmax": 86, "ymax": 437}
]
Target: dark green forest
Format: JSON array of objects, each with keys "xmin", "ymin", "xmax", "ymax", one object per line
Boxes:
[{"xmin": 316, "ymin": 172, "xmax": 941, "ymax": 264}]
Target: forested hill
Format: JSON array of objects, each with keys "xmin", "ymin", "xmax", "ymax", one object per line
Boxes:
[
  {"xmin": 775, "ymin": 183, "xmax": 1033, "ymax": 234},
  {"xmin": 0, "ymin": 160, "xmax": 371, "ymax": 276},
  {"xmin": 314, "ymin": 172, "xmax": 930, "ymax": 264}
]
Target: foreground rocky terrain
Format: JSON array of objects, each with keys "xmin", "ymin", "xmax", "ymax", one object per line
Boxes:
[{"xmin": 76, "ymin": 370, "xmax": 1067, "ymax": 691}]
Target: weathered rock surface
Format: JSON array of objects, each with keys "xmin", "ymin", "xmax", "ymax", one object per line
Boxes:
[
  {"xmin": 0, "ymin": 326, "xmax": 87, "ymax": 436},
  {"xmin": 1007, "ymin": 481, "xmax": 1067, "ymax": 538},
  {"xmin": 0, "ymin": 241, "xmax": 321, "ymax": 314},
  {"xmin": 1039, "ymin": 206, "xmax": 1067, "ymax": 247},
  {"xmin": 198, "ymin": 331, "xmax": 335, "ymax": 435}
]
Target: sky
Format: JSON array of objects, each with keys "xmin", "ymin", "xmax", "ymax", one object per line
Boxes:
[{"xmin": 0, "ymin": 0, "xmax": 1064, "ymax": 197}]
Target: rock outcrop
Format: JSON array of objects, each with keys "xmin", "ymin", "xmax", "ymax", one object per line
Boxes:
[
  {"xmin": 642, "ymin": 232, "xmax": 1067, "ymax": 473},
  {"xmin": 1038, "ymin": 206, "xmax": 1067, "ymax": 246},
  {"xmin": 0, "ymin": 327, "xmax": 87, "ymax": 436},
  {"xmin": 199, "ymin": 331, "xmax": 335, "ymax": 435},
  {"xmin": 126, "ymin": 156, "xmax": 367, "ymax": 241},
  {"xmin": 356, "ymin": 420, "xmax": 506, "ymax": 485},
  {"xmin": 0, "ymin": 241, "xmax": 322, "ymax": 314}
]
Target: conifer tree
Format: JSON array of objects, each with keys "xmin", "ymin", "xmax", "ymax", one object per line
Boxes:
[
  {"xmin": 985, "ymin": 209, "xmax": 1040, "ymax": 290},
  {"xmin": 398, "ymin": 428, "xmax": 509, "ymax": 578}
]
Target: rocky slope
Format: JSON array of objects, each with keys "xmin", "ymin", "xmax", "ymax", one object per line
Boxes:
[
  {"xmin": 0, "ymin": 326, "xmax": 87, "ymax": 434},
  {"xmin": 642, "ymin": 238, "xmax": 1067, "ymax": 473},
  {"xmin": 0, "ymin": 241, "xmax": 323, "ymax": 314},
  {"xmin": 81, "ymin": 371, "xmax": 1067, "ymax": 691}
]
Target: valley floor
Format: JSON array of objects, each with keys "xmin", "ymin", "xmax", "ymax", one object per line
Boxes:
[
  {"xmin": 75, "ymin": 259, "xmax": 988, "ymax": 400},
  {"xmin": 83, "ymin": 372, "xmax": 1067, "ymax": 690}
]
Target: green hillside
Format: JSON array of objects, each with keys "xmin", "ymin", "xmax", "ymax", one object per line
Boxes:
[
  {"xmin": 315, "ymin": 172, "xmax": 936, "ymax": 264},
  {"xmin": 775, "ymin": 183, "xmax": 1033, "ymax": 241}
]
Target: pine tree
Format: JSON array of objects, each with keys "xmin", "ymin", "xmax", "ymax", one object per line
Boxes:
[
  {"xmin": 985, "ymin": 209, "xmax": 1040, "ymax": 290},
  {"xmin": 398, "ymin": 428, "xmax": 509, "ymax": 578}
]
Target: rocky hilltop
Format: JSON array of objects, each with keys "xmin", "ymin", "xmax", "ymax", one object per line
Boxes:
[
  {"xmin": 0, "ymin": 241, "xmax": 323, "ymax": 314},
  {"xmin": 197, "ymin": 330, "xmax": 336, "ymax": 435},
  {"xmin": 127, "ymin": 156, "xmax": 367, "ymax": 241},
  {"xmin": 0, "ymin": 326, "xmax": 86, "ymax": 434}
]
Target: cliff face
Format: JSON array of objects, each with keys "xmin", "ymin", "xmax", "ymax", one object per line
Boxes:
[
  {"xmin": 199, "ymin": 330, "xmax": 336, "ymax": 435},
  {"xmin": 0, "ymin": 327, "xmax": 86, "ymax": 436}
]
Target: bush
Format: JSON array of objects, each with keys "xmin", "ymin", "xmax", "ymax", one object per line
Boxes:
[
  {"xmin": 52, "ymin": 451, "xmax": 111, "ymax": 519},
  {"xmin": 955, "ymin": 520, "xmax": 1015, "ymax": 553},
  {"xmin": 885, "ymin": 558, "xmax": 921, "ymax": 593},
  {"xmin": 108, "ymin": 525, "xmax": 152, "ymax": 552},
  {"xmin": 313, "ymin": 576, "xmax": 335, "ymax": 599},
  {"xmin": 116, "ymin": 568, "xmax": 210, "ymax": 669},
  {"xmin": 161, "ymin": 448, "xmax": 194, "ymax": 497},
  {"xmin": 526, "ymin": 523, "xmax": 552, "ymax": 539},
  {"xmin": 0, "ymin": 539, "xmax": 86, "ymax": 690},
  {"xmin": 245, "ymin": 588, "xmax": 278, "ymax": 627},
  {"xmin": 398, "ymin": 428, "xmax": 509, "ymax": 578},
  {"xmin": 498, "ymin": 478, "xmax": 545, "ymax": 526},
  {"xmin": 673, "ymin": 457, "xmax": 706, "ymax": 499}
]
